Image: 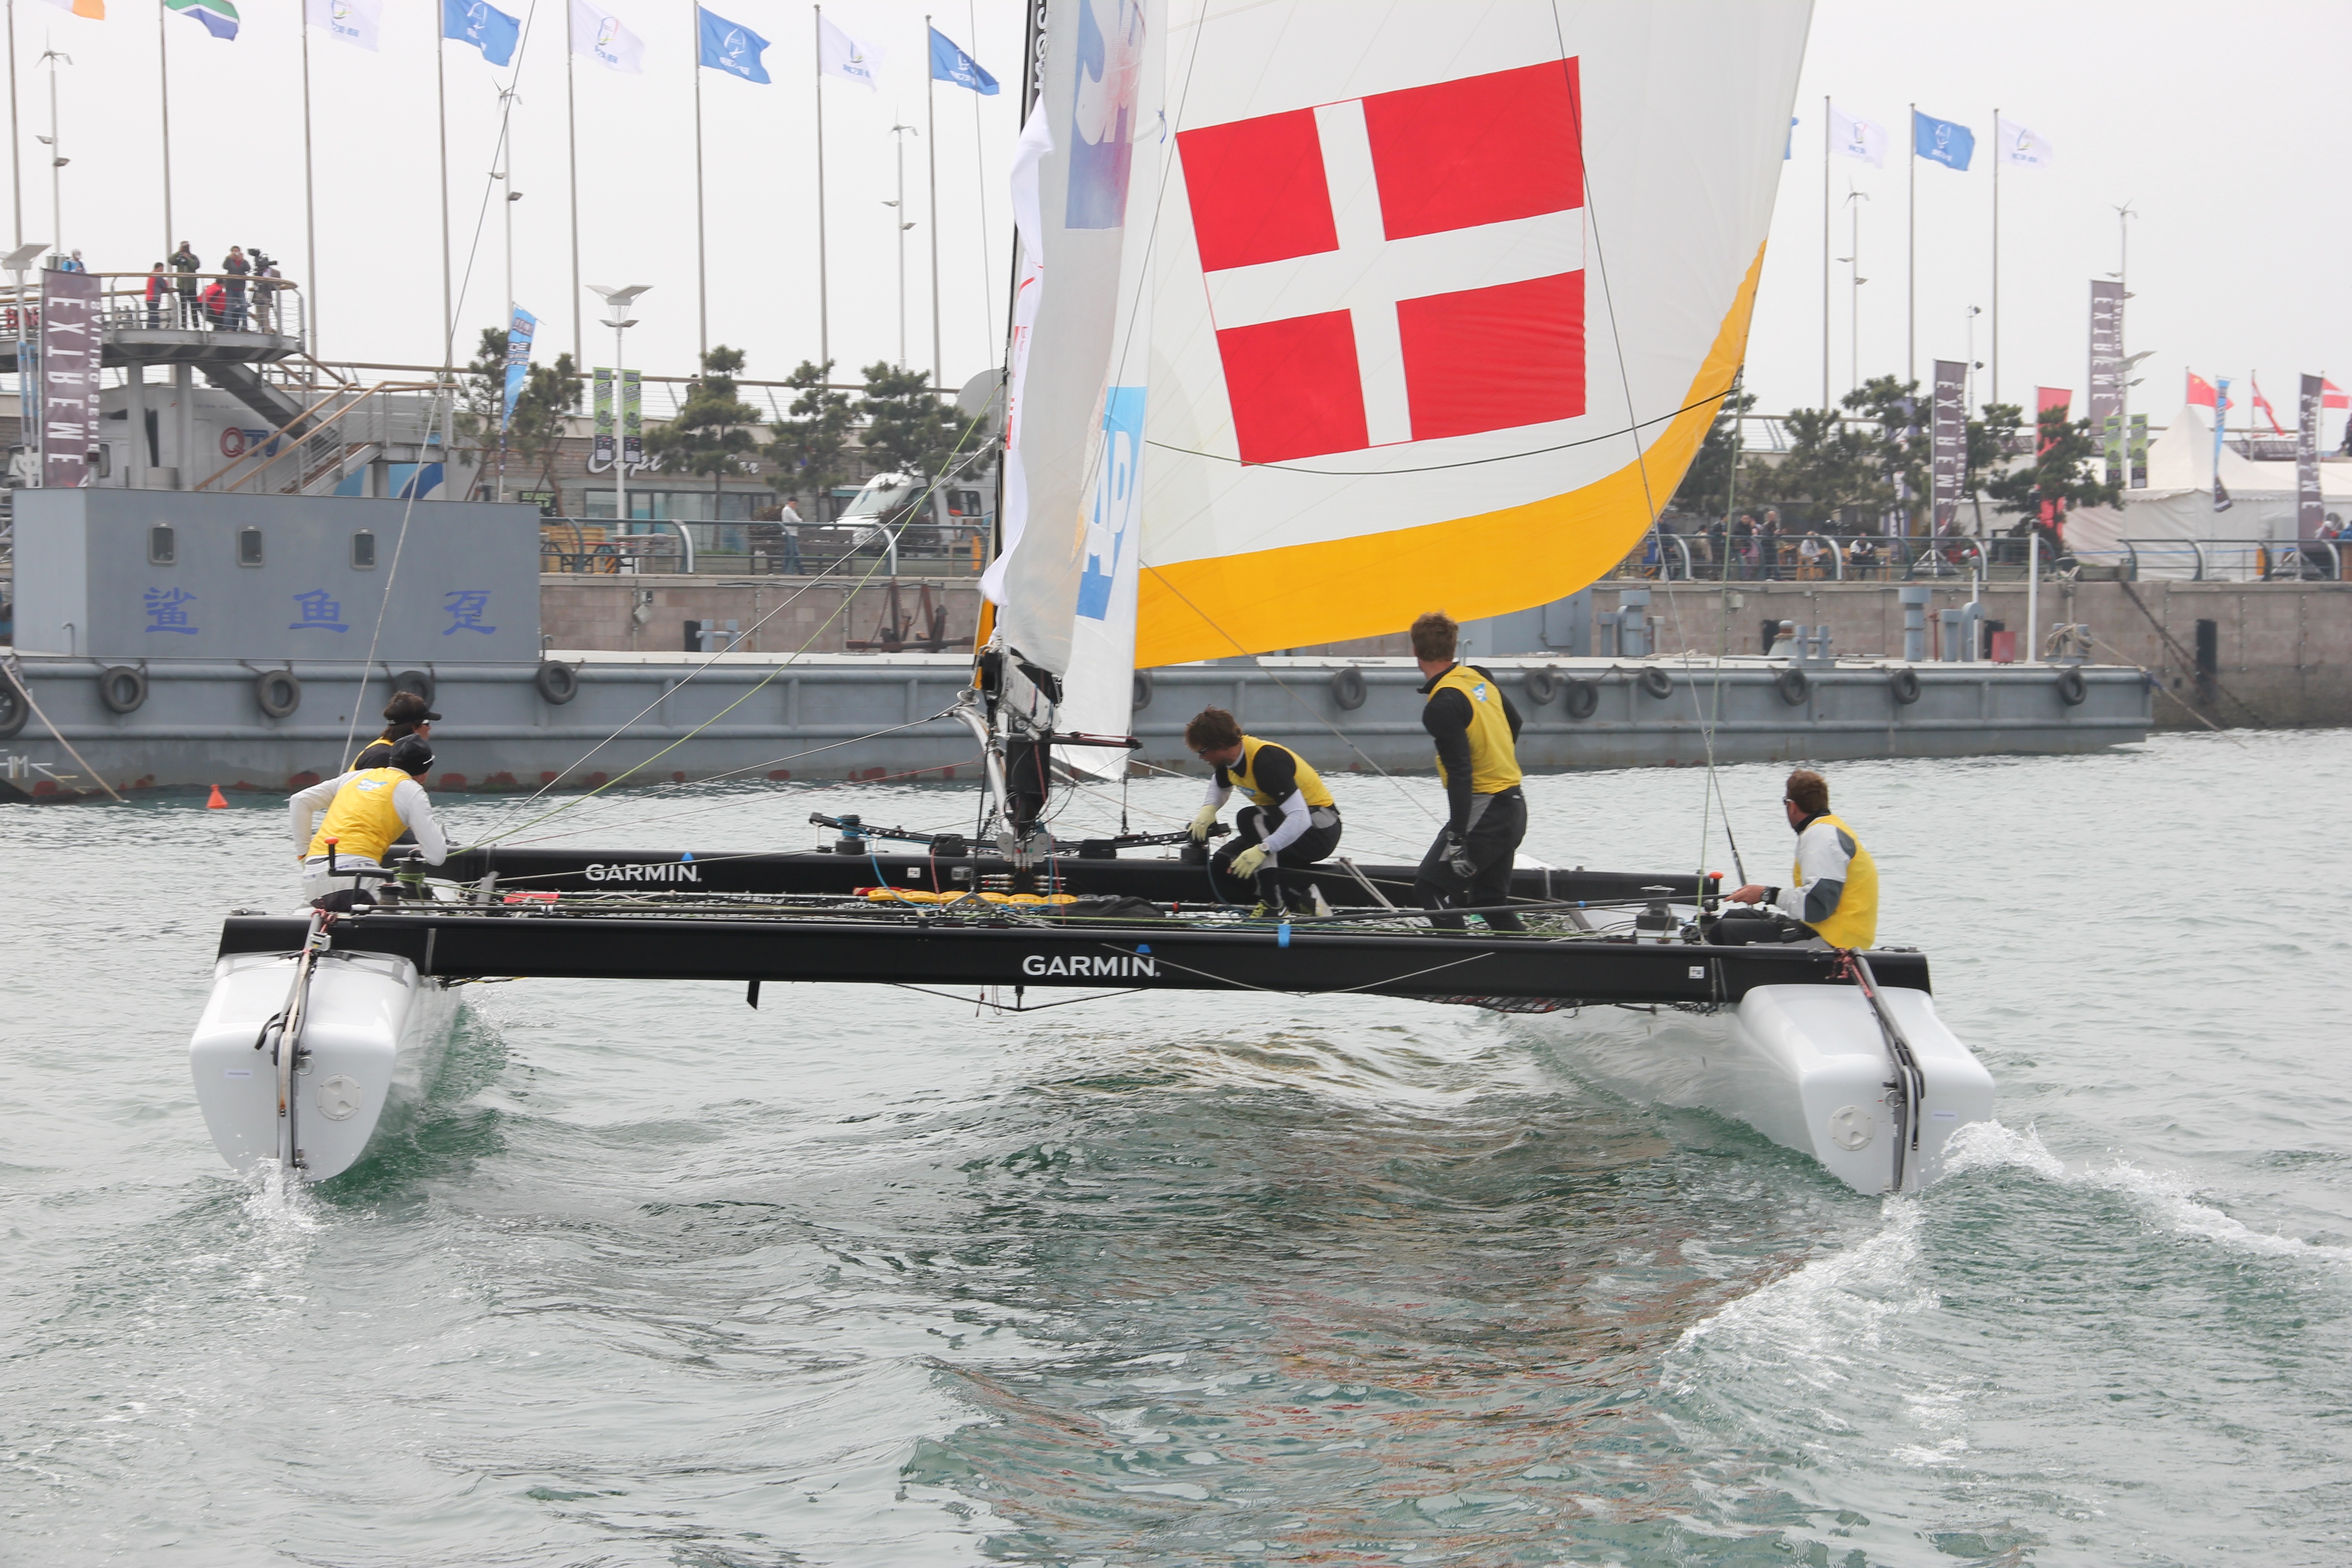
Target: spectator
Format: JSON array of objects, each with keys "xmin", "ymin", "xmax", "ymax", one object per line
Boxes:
[
  {"xmin": 1848, "ymin": 535, "xmax": 1879, "ymax": 578},
  {"xmin": 143, "ymin": 263, "xmax": 167, "ymax": 328},
  {"xmin": 201, "ymin": 280, "xmax": 228, "ymax": 329},
  {"xmin": 1736, "ymin": 512, "xmax": 1759, "ymax": 579},
  {"xmin": 58, "ymin": 249, "xmax": 85, "ymax": 274},
  {"xmin": 254, "ymin": 263, "xmax": 282, "ymax": 333},
  {"xmin": 1762, "ymin": 507, "xmax": 1786, "ymax": 579},
  {"xmin": 1700, "ymin": 512, "xmax": 1724, "ymax": 570},
  {"xmin": 171, "ymin": 242, "xmax": 201, "ymax": 327},
  {"xmin": 221, "ymin": 246, "xmax": 250, "ymax": 330},
  {"xmin": 1797, "ymin": 532, "xmax": 1823, "ymax": 579},
  {"xmin": 778, "ymin": 498, "xmax": 804, "ymax": 573}
]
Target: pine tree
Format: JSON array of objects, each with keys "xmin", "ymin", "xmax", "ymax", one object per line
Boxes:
[
  {"xmin": 644, "ymin": 346, "xmax": 762, "ymax": 525},
  {"xmin": 1985, "ymin": 404, "xmax": 2122, "ymax": 551},
  {"xmin": 765, "ymin": 359, "xmax": 855, "ymax": 519},
  {"xmin": 855, "ymin": 362, "xmax": 962, "ymax": 482}
]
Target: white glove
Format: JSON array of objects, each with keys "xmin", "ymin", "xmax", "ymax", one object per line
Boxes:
[{"xmin": 1189, "ymin": 804, "xmax": 1220, "ymax": 843}]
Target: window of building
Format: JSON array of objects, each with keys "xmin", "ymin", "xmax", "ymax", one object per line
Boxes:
[
  {"xmin": 351, "ymin": 530, "xmax": 377, "ymax": 569},
  {"xmin": 147, "ymin": 524, "xmax": 176, "ymax": 565},
  {"xmin": 236, "ymin": 526, "xmax": 264, "ymax": 567}
]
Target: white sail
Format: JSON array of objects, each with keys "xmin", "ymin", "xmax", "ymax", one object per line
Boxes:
[
  {"xmin": 981, "ymin": 0, "xmax": 1166, "ymax": 686},
  {"xmin": 1135, "ymin": 0, "xmax": 1811, "ymax": 664}
]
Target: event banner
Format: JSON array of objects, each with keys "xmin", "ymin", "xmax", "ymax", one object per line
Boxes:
[
  {"xmin": 2213, "ymin": 378, "xmax": 2233, "ymax": 513},
  {"xmin": 1931, "ymin": 359, "xmax": 1966, "ymax": 533},
  {"xmin": 621, "ymin": 370, "xmax": 643, "ymax": 469},
  {"xmin": 2087, "ymin": 279, "xmax": 2124, "ymax": 437},
  {"xmin": 2129, "ymin": 414, "xmax": 2149, "ymax": 488},
  {"xmin": 39, "ymin": 266, "xmax": 99, "ymax": 489},
  {"xmin": 592, "ymin": 367, "xmax": 615, "ymax": 470},
  {"xmin": 2103, "ymin": 415, "xmax": 2125, "ymax": 487},
  {"xmin": 2298, "ymin": 373, "xmax": 2324, "ymax": 538}
]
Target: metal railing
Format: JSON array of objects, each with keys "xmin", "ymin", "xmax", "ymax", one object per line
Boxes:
[
  {"xmin": 541, "ymin": 513, "xmax": 990, "ymax": 577},
  {"xmin": 1, "ymin": 270, "xmax": 306, "ymax": 343},
  {"xmin": 2068, "ymin": 537, "xmax": 2348, "ymax": 583},
  {"xmin": 1622, "ymin": 530, "xmax": 2352, "ymax": 586}
]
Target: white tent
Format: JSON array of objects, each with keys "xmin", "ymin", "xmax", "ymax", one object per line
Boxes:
[{"xmin": 2063, "ymin": 405, "xmax": 2352, "ymax": 576}]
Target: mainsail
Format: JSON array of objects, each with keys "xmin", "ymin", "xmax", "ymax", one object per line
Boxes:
[
  {"xmin": 981, "ymin": 0, "xmax": 1167, "ymax": 696},
  {"xmin": 1133, "ymin": 0, "xmax": 1811, "ymax": 664}
]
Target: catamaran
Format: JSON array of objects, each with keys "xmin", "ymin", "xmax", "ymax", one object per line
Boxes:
[{"xmin": 190, "ymin": 0, "xmax": 1994, "ymax": 1197}]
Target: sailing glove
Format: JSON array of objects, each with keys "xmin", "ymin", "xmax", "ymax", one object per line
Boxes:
[
  {"xmin": 1443, "ymin": 833, "xmax": 1477, "ymax": 881},
  {"xmin": 1189, "ymin": 804, "xmax": 1220, "ymax": 843},
  {"xmin": 1230, "ymin": 844, "xmax": 1269, "ymax": 879}
]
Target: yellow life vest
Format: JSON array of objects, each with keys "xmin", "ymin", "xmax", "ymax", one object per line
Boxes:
[
  {"xmin": 1796, "ymin": 811, "xmax": 1879, "ymax": 949},
  {"xmin": 305, "ymin": 767, "xmax": 413, "ymax": 864},
  {"xmin": 1229, "ymin": 735, "xmax": 1334, "ymax": 811},
  {"xmin": 1426, "ymin": 664, "xmax": 1522, "ymax": 794}
]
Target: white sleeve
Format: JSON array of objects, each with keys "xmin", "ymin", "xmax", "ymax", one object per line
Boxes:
[
  {"xmin": 1203, "ymin": 775, "xmax": 1232, "ymax": 810},
  {"xmin": 289, "ymin": 772, "xmax": 352, "ymax": 858},
  {"xmin": 1256, "ymin": 789, "xmax": 1313, "ymax": 854},
  {"xmin": 393, "ymin": 778, "xmax": 450, "ymax": 865},
  {"xmin": 1774, "ymin": 821, "xmax": 1852, "ymax": 927}
]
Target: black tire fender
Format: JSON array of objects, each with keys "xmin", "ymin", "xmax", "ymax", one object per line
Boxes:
[
  {"xmin": 1131, "ymin": 669, "xmax": 1153, "ymax": 712},
  {"xmin": 98, "ymin": 665, "xmax": 148, "ymax": 715},
  {"xmin": 2056, "ymin": 667, "xmax": 2088, "ymax": 707},
  {"xmin": 1330, "ymin": 666, "xmax": 1368, "ymax": 711},
  {"xmin": 391, "ymin": 668, "xmax": 435, "ymax": 708},
  {"xmin": 1775, "ymin": 666, "xmax": 1811, "ymax": 706},
  {"xmin": 534, "ymin": 660, "xmax": 580, "ymax": 705},
  {"xmin": 1888, "ymin": 667, "xmax": 1922, "ymax": 706},
  {"xmin": 1563, "ymin": 678, "xmax": 1600, "ymax": 720},
  {"xmin": 1524, "ymin": 666, "xmax": 1563, "ymax": 705},
  {"xmin": 255, "ymin": 669, "xmax": 302, "ymax": 719},
  {"xmin": 1639, "ymin": 666, "xmax": 1673, "ymax": 701},
  {"xmin": 0, "ymin": 668, "xmax": 29, "ymax": 740}
]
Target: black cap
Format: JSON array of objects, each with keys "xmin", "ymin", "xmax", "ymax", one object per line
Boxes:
[
  {"xmin": 383, "ymin": 691, "xmax": 442, "ymax": 724},
  {"xmin": 387, "ymin": 735, "xmax": 435, "ymax": 777}
]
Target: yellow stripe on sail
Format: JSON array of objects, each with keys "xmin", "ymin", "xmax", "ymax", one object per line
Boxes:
[{"xmin": 1135, "ymin": 243, "xmax": 1767, "ymax": 669}]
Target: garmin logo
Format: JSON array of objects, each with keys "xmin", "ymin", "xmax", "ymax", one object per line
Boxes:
[
  {"xmin": 1022, "ymin": 953, "xmax": 1158, "ymax": 979},
  {"xmin": 583, "ymin": 862, "xmax": 702, "ymax": 884}
]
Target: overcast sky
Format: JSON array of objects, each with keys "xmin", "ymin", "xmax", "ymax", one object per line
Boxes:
[{"xmin": 16, "ymin": 0, "xmax": 2344, "ymax": 431}]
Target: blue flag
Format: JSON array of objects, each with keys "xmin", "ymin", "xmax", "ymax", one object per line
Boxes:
[
  {"xmin": 442, "ymin": 0, "xmax": 520, "ymax": 68},
  {"xmin": 1912, "ymin": 110, "xmax": 1975, "ymax": 171},
  {"xmin": 929, "ymin": 26, "xmax": 999, "ymax": 95},
  {"xmin": 501, "ymin": 307, "xmax": 537, "ymax": 427},
  {"xmin": 698, "ymin": 8, "xmax": 772, "ymax": 84}
]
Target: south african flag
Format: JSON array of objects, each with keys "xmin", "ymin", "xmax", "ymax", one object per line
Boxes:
[{"xmin": 165, "ymin": 0, "xmax": 237, "ymax": 40}]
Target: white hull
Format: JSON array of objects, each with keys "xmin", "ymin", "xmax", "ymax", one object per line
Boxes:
[
  {"xmin": 189, "ymin": 951, "xmax": 456, "ymax": 1182},
  {"xmin": 1547, "ymin": 984, "xmax": 1995, "ymax": 1194}
]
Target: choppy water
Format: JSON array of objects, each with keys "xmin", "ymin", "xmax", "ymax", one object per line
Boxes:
[{"xmin": 5, "ymin": 732, "xmax": 2350, "ymax": 1566}]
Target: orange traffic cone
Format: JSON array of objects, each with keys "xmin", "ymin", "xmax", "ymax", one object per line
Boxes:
[{"xmin": 206, "ymin": 784, "xmax": 228, "ymax": 809}]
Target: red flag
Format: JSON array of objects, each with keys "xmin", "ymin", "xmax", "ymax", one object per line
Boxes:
[
  {"xmin": 2186, "ymin": 371, "xmax": 2217, "ymax": 407},
  {"xmin": 2326, "ymin": 378, "xmax": 2349, "ymax": 410},
  {"xmin": 2250, "ymin": 377, "xmax": 2286, "ymax": 436},
  {"xmin": 2035, "ymin": 387, "xmax": 2070, "ymax": 455}
]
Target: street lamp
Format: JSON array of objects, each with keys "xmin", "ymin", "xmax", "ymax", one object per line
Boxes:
[
  {"xmin": 885, "ymin": 121, "xmax": 917, "ymax": 369},
  {"xmin": 6, "ymin": 239, "xmax": 49, "ymax": 485},
  {"xmin": 587, "ymin": 284, "xmax": 675, "ymax": 567},
  {"xmin": 37, "ymin": 49, "xmax": 69, "ymax": 267}
]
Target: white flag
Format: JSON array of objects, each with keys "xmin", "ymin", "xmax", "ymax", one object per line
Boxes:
[
  {"xmin": 305, "ymin": 0, "xmax": 381, "ymax": 51},
  {"xmin": 1996, "ymin": 116, "xmax": 2055, "ymax": 169},
  {"xmin": 570, "ymin": 0, "xmax": 646, "ymax": 74},
  {"xmin": 818, "ymin": 14, "xmax": 884, "ymax": 91},
  {"xmin": 1828, "ymin": 106, "xmax": 1886, "ymax": 167}
]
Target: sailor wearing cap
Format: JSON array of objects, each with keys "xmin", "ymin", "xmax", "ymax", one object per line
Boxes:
[
  {"xmin": 351, "ymin": 691, "xmax": 442, "ymax": 770},
  {"xmin": 288, "ymin": 735, "xmax": 449, "ymax": 908}
]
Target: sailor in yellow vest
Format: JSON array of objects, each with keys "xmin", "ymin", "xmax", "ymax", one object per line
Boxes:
[
  {"xmin": 287, "ymin": 735, "xmax": 449, "ymax": 908},
  {"xmin": 1184, "ymin": 706, "xmax": 1343, "ymax": 913},
  {"xmin": 1724, "ymin": 768, "xmax": 1879, "ymax": 948},
  {"xmin": 1410, "ymin": 612, "xmax": 1529, "ymax": 932},
  {"xmin": 350, "ymin": 690, "xmax": 440, "ymax": 770}
]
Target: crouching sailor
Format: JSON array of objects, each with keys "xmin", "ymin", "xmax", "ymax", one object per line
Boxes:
[
  {"xmin": 1184, "ymin": 706, "xmax": 1343, "ymax": 913},
  {"xmin": 1722, "ymin": 768, "xmax": 1878, "ymax": 948},
  {"xmin": 1410, "ymin": 612, "xmax": 1529, "ymax": 932},
  {"xmin": 287, "ymin": 735, "xmax": 449, "ymax": 908}
]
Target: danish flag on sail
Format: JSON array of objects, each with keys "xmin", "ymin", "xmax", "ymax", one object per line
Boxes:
[{"xmin": 1176, "ymin": 60, "xmax": 1585, "ymax": 464}]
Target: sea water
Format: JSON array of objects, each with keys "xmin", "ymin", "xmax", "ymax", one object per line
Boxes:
[{"xmin": 3, "ymin": 732, "xmax": 2348, "ymax": 1566}]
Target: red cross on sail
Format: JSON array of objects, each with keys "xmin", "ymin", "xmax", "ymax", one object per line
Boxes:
[{"xmin": 1176, "ymin": 60, "xmax": 1585, "ymax": 465}]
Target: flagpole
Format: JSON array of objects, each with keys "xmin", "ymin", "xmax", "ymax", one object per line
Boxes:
[
  {"xmin": 1820, "ymin": 94, "xmax": 1829, "ymax": 410},
  {"xmin": 300, "ymin": 9, "xmax": 318, "ymax": 360},
  {"xmin": 436, "ymin": 35, "xmax": 452, "ymax": 376},
  {"xmin": 566, "ymin": 2, "xmax": 582, "ymax": 367},
  {"xmin": 7, "ymin": 0, "xmax": 20, "ymax": 249},
  {"xmin": 1990, "ymin": 105, "xmax": 2000, "ymax": 409},
  {"xmin": 814, "ymin": 4, "xmax": 830, "ymax": 379},
  {"xmin": 926, "ymin": 15, "xmax": 941, "ymax": 395},
  {"xmin": 692, "ymin": 4, "xmax": 708, "ymax": 363},
  {"xmin": 158, "ymin": 0, "xmax": 172, "ymax": 283},
  {"xmin": 1906, "ymin": 103, "xmax": 1915, "ymax": 392}
]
